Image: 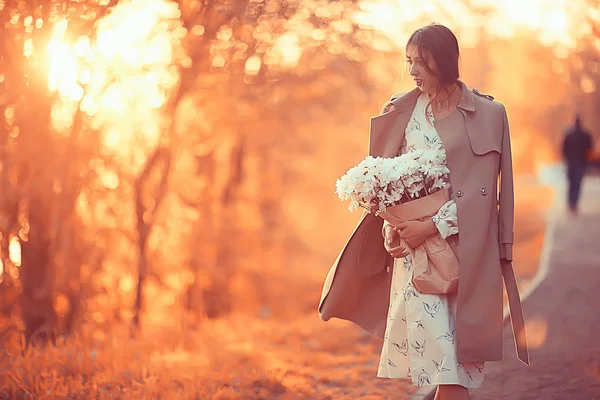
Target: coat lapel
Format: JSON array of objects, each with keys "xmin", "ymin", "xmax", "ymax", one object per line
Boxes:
[
  {"xmin": 369, "ymin": 83, "xmax": 477, "ymax": 158},
  {"xmin": 456, "ymin": 81, "xmax": 478, "ymax": 148},
  {"xmin": 456, "ymin": 82, "xmax": 503, "ymax": 155},
  {"xmin": 456, "ymin": 81, "xmax": 476, "ymax": 113},
  {"xmin": 369, "ymin": 89, "xmax": 420, "ymax": 157}
]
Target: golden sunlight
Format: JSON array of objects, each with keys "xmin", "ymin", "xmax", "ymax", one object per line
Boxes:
[
  {"xmin": 524, "ymin": 316, "xmax": 548, "ymax": 349},
  {"xmin": 245, "ymin": 55, "xmax": 262, "ymax": 76},
  {"xmin": 2, "ymin": 0, "xmax": 599, "ymax": 396},
  {"xmin": 47, "ymin": 20, "xmax": 83, "ymax": 101},
  {"xmin": 47, "ymin": 0, "xmax": 185, "ymax": 160},
  {"xmin": 479, "ymin": 0, "xmax": 587, "ymax": 47},
  {"xmin": 269, "ymin": 34, "xmax": 303, "ymax": 68},
  {"xmin": 8, "ymin": 236, "xmax": 21, "ymax": 267},
  {"xmin": 354, "ymin": 0, "xmax": 587, "ymax": 50}
]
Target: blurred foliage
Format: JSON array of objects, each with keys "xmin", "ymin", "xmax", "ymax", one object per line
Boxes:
[
  {"xmin": 0, "ymin": 0, "xmax": 598, "ymax": 350},
  {"xmin": 0, "ymin": 0, "xmax": 389, "ymax": 343},
  {"xmin": 567, "ymin": 0, "xmax": 600, "ymax": 131}
]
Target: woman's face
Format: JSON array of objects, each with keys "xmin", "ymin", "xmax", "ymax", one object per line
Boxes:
[{"xmin": 406, "ymin": 44, "xmax": 439, "ymax": 94}]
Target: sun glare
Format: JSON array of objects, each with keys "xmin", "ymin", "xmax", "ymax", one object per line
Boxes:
[
  {"xmin": 8, "ymin": 236, "xmax": 21, "ymax": 267},
  {"xmin": 47, "ymin": 20, "xmax": 83, "ymax": 101},
  {"xmin": 46, "ymin": 0, "xmax": 185, "ymax": 161},
  {"xmin": 46, "ymin": 0, "xmax": 589, "ymax": 126},
  {"xmin": 354, "ymin": 0, "xmax": 587, "ymax": 50}
]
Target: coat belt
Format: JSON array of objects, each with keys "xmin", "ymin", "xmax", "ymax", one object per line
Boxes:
[{"xmin": 502, "ymin": 261, "xmax": 530, "ymax": 365}]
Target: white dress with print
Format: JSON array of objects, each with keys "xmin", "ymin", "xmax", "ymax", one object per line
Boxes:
[{"xmin": 376, "ymin": 93, "xmax": 485, "ymax": 388}]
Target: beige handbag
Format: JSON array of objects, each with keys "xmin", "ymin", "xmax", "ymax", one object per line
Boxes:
[{"xmin": 377, "ymin": 187, "xmax": 460, "ymax": 294}]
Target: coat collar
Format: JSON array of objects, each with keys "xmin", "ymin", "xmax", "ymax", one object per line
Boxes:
[
  {"xmin": 456, "ymin": 81, "xmax": 476, "ymax": 112},
  {"xmin": 388, "ymin": 80, "xmax": 476, "ymax": 113},
  {"xmin": 369, "ymin": 81, "xmax": 477, "ymax": 158}
]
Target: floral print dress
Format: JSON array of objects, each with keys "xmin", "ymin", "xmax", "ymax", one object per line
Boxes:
[{"xmin": 376, "ymin": 92, "xmax": 485, "ymax": 388}]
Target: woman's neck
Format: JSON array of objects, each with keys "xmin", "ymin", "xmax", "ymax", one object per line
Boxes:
[{"xmin": 428, "ymin": 82, "xmax": 459, "ymax": 102}]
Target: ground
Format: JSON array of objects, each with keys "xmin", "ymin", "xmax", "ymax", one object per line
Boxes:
[{"xmin": 0, "ymin": 179, "xmax": 554, "ymax": 400}]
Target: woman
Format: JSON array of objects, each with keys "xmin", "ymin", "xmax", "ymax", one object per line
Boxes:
[{"xmin": 319, "ymin": 24, "xmax": 529, "ymax": 399}]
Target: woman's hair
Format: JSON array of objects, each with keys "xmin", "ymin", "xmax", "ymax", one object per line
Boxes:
[{"xmin": 406, "ymin": 23, "xmax": 460, "ymax": 86}]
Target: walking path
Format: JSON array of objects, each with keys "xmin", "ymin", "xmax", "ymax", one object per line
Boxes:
[
  {"xmin": 413, "ymin": 173, "xmax": 600, "ymax": 400},
  {"xmin": 471, "ymin": 176, "xmax": 600, "ymax": 400}
]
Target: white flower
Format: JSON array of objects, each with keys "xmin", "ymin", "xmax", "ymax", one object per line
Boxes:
[{"xmin": 335, "ymin": 149, "xmax": 450, "ymax": 212}]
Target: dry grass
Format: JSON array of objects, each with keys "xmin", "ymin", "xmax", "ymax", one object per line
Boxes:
[
  {"xmin": 0, "ymin": 181, "xmax": 553, "ymax": 400},
  {"xmin": 0, "ymin": 316, "xmax": 413, "ymax": 399}
]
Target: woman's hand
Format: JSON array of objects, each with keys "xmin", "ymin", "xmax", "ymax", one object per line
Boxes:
[
  {"xmin": 367, "ymin": 202, "xmax": 380, "ymax": 214},
  {"xmin": 396, "ymin": 219, "xmax": 437, "ymax": 249},
  {"xmin": 383, "ymin": 224, "xmax": 410, "ymax": 258}
]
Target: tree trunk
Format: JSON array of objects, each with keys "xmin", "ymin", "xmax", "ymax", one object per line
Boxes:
[
  {"xmin": 132, "ymin": 224, "xmax": 148, "ymax": 329},
  {"xmin": 20, "ymin": 197, "xmax": 56, "ymax": 347},
  {"xmin": 132, "ymin": 148, "xmax": 171, "ymax": 329},
  {"xmin": 202, "ymin": 137, "xmax": 246, "ymax": 319}
]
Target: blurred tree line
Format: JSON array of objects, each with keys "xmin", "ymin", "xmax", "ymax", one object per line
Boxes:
[
  {"xmin": 0, "ymin": 0, "xmax": 391, "ymax": 346},
  {"xmin": 1, "ymin": 0, "xmax": 598, "ymax": 349},
  {"xmin": 570, "ymin": 1, "xmax": 600, "ymax": 136}
]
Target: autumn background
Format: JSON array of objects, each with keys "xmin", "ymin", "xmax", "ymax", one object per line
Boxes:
[{"xmin": 0, "ymin": 0, "xmax": 598, "ymax": 398}]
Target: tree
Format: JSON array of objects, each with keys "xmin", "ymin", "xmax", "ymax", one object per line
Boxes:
[
  {"xmin": 0, "ymin": 0, "xmax": 386, "ymax": 338},
  {"xmin": 0, "ymin": 0, "xmax": 119, "ymax": 345}
]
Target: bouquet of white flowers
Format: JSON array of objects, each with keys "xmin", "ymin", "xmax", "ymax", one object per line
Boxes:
[
  {"xmin": 335, "ymin": 149, "xmax": 459, "ymax": 295},
  {"xmin": 335, "ymin": 149, "xmax": 451, "ymax": 216}
]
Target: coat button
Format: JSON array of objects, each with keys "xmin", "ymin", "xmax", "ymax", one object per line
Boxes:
[
  {"xmin": 480, "ymin": 187, "xmax": 488, "ymax": 196},
  {"xmin": 456, "ymin": 189, "xmax": 463, "ymax": 198}
]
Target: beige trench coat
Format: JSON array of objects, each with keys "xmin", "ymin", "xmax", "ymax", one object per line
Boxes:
[{"xmin": 319, "ymin": 82, "xmax": 529, "ymax": 365}]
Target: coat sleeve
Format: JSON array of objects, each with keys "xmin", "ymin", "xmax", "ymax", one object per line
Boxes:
[{"xmin": 499, "ymin": 105, "xmax": 515, "ymax": 261}]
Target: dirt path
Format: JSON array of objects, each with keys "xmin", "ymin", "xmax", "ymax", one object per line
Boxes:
[{"xmin": 469, "ymin": 177, "xmax": 600, "ymax": 400}]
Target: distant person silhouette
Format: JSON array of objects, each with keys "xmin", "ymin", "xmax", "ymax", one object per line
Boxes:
[{"xmin": 562, "ymin": 115, "xmax": 593, "ymax": 214}]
